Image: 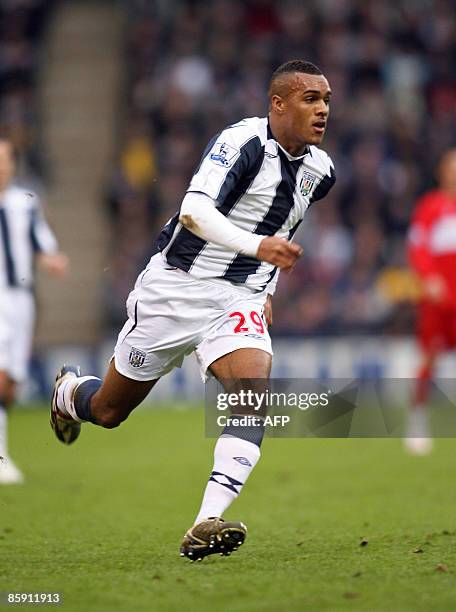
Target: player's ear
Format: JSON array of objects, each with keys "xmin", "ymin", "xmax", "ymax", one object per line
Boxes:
[{"xmin": 270, "ymin": 94, "xmax": 286, "ymax": 115}]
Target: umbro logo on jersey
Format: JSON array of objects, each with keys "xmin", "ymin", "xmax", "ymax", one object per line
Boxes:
[
  {"xmin": 129, "ymin": 346, "xmax": 146, "ymax": 368},
  {"xmin": 233, "ymin": 456, "xmax": 252, "ymax": 466},
  {"xmin": 264, "ymin": 151, "xmax": 278, "ymax": 158},
  {"xmin": 300, "ymin": 171, "xmax": 317, "ymax": 196},
  {"xmin": 210, "ymin": 142, "xmax": 239, "ymax": 167}
]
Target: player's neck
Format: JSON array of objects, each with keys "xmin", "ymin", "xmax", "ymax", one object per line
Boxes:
[{"xmin": 268, "ymin": 115, "xmax": 307, "ymax": 157}]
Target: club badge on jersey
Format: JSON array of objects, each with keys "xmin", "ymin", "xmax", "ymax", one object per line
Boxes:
[{"xmin": 300, "ymin": 171, "xmax": 317, "ymax": 197}]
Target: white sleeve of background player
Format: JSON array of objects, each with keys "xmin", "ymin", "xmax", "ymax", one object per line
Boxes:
[
  {"xmin": 31, "ymin": 197, "xmax": 59, "ymax": 254},
  {"xmin": 179, "ymin": 191, "xmax": 265, "ymax": 257}
]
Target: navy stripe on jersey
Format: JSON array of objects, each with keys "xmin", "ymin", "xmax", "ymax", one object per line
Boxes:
[
  {"xmin": 0, "ymin": 207, "xmax": 17, "ymax": 286},
  {"xmin": 223, "ymin": 149, "xmax": 302, "ymax": 284},
  {"xmin": 288, "ymin": 219, "xmax": 302, "ymax": 240},
  {"xmin": 29, "ymin": 208, "xmax": 41, "ymax": 252},
  {"xmin": 216, "ymin": 136, "xmax": 263, "ymax": 212},
  {"xmin": 165, "ymin": 227, "xmax": 207, "ymax": 271},
  {"xmin": 164, "ymin": 136, "xmax": 264, "ymax": 272},
  {"xmin": 308, "ymin": 166, "xmax": 336, "ymax": 206},
  {"xmin": 154, "ymin": 213, "xmax": 179, "ymax": 253},
  {"xmin": 260, "ymin": 220, "xmax": 302, "ymax": 290},
  {"xmin": 262, "ymin": 265, "xmax": 278, "ymax": 290}
]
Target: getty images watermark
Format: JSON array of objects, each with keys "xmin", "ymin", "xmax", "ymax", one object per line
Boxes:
[
  {"xmin": 215, "ymin": 388, "xmax": 330, "ymax": 427},
  {"xmin": 205, "ymin": 378, "xmax": 456, "ymax": 438}
]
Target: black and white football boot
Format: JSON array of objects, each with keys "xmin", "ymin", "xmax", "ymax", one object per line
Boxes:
[
  {"xmin": 50, "ymin": 365, "xmax": 81, "ymax": 445},
  {"xmin": 180, "ymin": 517, "xmax": 247, "ymax": 561}
]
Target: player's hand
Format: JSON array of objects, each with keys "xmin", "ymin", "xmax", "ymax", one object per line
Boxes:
[
  {"xmin": 256, "ymin": 236, "xmax": 303, "ymax": 272},
  {"xmin": 38, "ymin": 252, "xmax": 69, "ymax": 277},
  {"xmin": 263, "ymin": 294, "xmax": 273, "ymax": 326},
  {"xmin": 423, "ymin": 275, "xmax": 447, "ymax": 303}
]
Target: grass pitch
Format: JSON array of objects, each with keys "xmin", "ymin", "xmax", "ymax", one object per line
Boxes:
[{"xmin": 2, "ymin": 405, "xmax": 456, "ymax": 611}]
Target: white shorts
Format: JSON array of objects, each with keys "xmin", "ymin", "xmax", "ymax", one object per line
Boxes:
[
  {"xmin": 114, "ymin": 253, "xmax": 273, "ymax": 381},
  {"xmin": 0, "ymin": 288, "xmax": 35, "ymax": 383}
]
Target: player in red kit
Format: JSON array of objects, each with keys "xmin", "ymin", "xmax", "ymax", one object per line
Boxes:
[{"xmin": 406, "ymin": 148, "xmax": 456, "ymax": 454}]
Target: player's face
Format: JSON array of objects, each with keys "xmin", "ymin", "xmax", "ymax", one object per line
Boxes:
[
  {"xmin": 280, "ymin": 73, "xmax": 331, "ymax": 147},
  {"xmin": 0, "ymin": 141, "xmax": 15, "ymax": 192}
]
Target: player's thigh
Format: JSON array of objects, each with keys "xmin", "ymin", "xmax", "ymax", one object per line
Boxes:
[
  {"xmin": 91, "ymin": 360, "xmax": 159, "ymax": 419},
  {"xmin": 195, "ymin": 289, "xmax": 272, "ymax": 381},
  {"xmin": 209, "ymin": 348, "xmax": 272, "ymax": 379},
  {"xmin": 209, "ymin": 349, "xmax": 272, "ymax": 417}
]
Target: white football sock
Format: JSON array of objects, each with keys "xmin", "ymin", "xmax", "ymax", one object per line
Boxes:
[
  {"xmin": 0, "ymin": 405, "xmax": 7, "ymax": 458},
  {"xmin": 57, "ymin": 375, "xmax": 99, "ymax": 422},
  {"xmin": 194, "ymin": 435, "xmax": 261, "ymax": 524}
]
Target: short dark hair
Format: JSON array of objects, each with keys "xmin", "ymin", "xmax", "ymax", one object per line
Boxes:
[
  {"xmin": 268, "ymin": 60, "xmax": 323, "ymax": 98},
  {"xmin": 271, "ymin": 60, "xmax": 323, "ymax": 81}
]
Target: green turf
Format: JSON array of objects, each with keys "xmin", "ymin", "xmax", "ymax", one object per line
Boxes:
[{"xmin": 2, "ymin": 405, "xmax": 456, "ymax": 611}]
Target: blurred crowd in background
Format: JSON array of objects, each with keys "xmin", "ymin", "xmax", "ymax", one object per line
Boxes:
[
  {"xmin": 2, "ymin": 0, "xmax": 455, "ymax": 336},
  {"xmin": 0, "ymin": 0, "xmax": 55, "ymax": 183},
  {"xmin": 109, "ymin": 0, "xmax": 455, "ymax": 335}
]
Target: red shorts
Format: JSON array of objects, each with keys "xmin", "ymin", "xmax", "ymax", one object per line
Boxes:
[{"xmin": 417, "ymin": 302, "xmax": 456, "ymax": 352}]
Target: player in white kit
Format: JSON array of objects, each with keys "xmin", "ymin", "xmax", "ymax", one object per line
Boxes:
[
  {"xmin": 50, "ymin": 61, "xmax": 336, "ymax": 559},
  {"xmin": 0, "ymin": 137, "xmax": 68, "ymax": 484}
]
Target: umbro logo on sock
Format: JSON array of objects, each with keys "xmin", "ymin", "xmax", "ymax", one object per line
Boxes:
[{"xmin": 233, "ymin": 456, "xmax": 252, "ymax": 466}]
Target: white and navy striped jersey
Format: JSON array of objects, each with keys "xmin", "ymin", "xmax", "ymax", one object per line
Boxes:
[
  {"xmin": 156, "ymin": 116, "xmax": 336, "ymax": 292},
  {"xmin": 0, "ymin": 185, "xmax": 58, "ymax": 291}
]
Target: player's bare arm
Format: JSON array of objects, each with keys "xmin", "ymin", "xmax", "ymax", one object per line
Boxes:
[
  {"xmin": 37, "ymin": 252, "xmax": 69, "ymax": 277},
  {"xmin": 256, "ymin": 236, "xmax": 302, "ymax": 272},
  {"xmin": 179, "ymin": 193, "xmax": 302, "ymax": 272}
]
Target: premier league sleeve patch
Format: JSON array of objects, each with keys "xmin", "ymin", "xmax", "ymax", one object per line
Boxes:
[
  {"xmin": 209, "ymin": 142, "xmax": 239, "ymax": 168},
  {"xmin": 129, "ymin": 346, "xmax": 146, "ymax": 368}
]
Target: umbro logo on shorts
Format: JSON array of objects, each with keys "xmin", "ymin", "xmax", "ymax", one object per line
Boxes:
[
  {"xmin": 245, "ymin": 333, "xmax": 265, "ymax": 340},
  {"xmin": 129, "ymin": 346, "xmax": 146, "ymax": 368}
]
